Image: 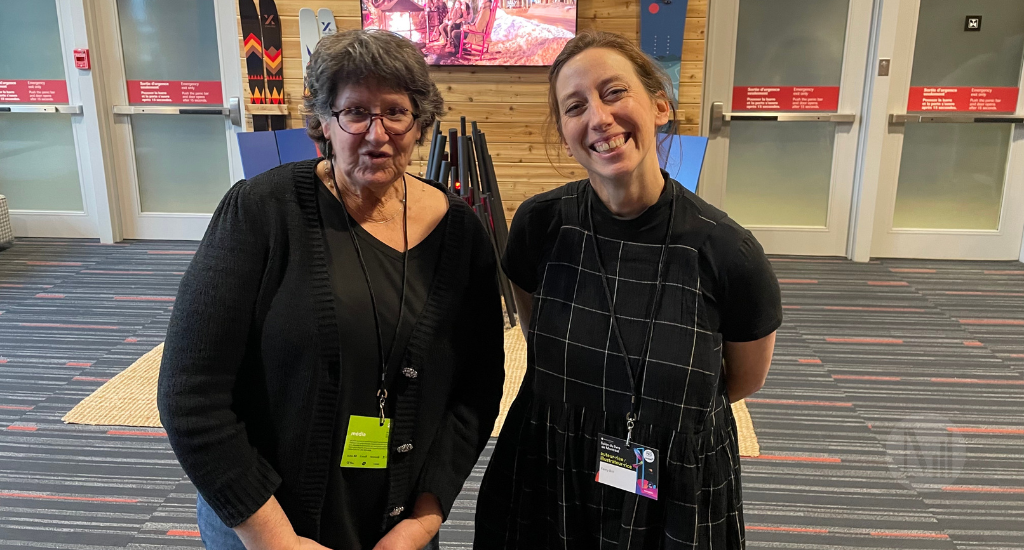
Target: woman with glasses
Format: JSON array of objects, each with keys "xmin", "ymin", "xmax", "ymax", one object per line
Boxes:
[{"xmin": 159, "ymin": 29, "xmax": 505, "ymax": 550}]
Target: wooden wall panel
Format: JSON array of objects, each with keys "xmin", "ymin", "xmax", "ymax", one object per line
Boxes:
[{"xmin": 237, "ymin": 0, "xmax": 706, "ymax": 218}]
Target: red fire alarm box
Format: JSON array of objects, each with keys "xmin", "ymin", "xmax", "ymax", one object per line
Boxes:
[{"xmin": 74, "ymin": 49, "xmax": 90, "ymax": 70}]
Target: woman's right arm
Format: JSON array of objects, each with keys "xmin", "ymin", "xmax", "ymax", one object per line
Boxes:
[
  {"xmin": 234, "ymin": 497, "xmax": 328, "ymax": 550},
  {"xmin": 158, "ymin": 181, "xmax": 319, "ymax": 546}
]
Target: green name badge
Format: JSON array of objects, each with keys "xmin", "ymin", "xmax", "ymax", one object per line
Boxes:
[{"xmin": 341, "ymin": 415, "xmax": 391, "ymax": 469}]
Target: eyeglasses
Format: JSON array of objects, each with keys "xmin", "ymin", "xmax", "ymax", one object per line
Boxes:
[{"xmin": 331, "ymin": 107, "xmax": 419, "ymax": 135}]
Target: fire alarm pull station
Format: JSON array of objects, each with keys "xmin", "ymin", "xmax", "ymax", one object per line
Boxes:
[{"xmin": 74, "ymin": 49, "xmax": 90, "ymax": 70}]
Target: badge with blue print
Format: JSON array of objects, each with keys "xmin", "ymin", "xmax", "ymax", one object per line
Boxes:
[{"xmin": 596, "ymin": 433, "xmax": 660, "ymax": 500}]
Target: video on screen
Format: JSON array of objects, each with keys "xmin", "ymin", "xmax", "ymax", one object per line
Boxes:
[{"xmin": 361, "ymin": 0, "xmax": 577, "ymax": 66}]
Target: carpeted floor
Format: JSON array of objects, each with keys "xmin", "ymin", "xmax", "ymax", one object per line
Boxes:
[{"xmin": 1, "ymin": 238, "xmax": 1022, "ymax": 549}]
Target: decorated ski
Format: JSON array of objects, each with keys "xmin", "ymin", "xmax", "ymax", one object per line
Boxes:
[
  {"xmin": 260, "ymin": 0, "xmax": 286, "ymax": 131},
  {"xmin": 317, "ymin": 8, "xmax": 337, "ymax": 38},
  {"xmin": 240, "ymin": 0, "xmax": 269, "ymax": 131},
  {"xmin": 299, "ymin": 8, "xmax": 319, "ymax": 74},
  {"xmin": 640, "ymin": 0, "xmax": 689, "ymax": 103}
]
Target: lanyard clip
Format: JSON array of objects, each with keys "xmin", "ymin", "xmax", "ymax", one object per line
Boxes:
[
  {"xmin": 625, "ymin": 412, "xmax": 637, "ymax": 445},
  {"xmin": 377, "ymin": 389, "xmax": 388, "ymax": 427}
]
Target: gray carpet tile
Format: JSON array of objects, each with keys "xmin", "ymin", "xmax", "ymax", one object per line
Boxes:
[{"xmin": 1, "ymin": 240, "xmax": 1022, "ymax": 549}]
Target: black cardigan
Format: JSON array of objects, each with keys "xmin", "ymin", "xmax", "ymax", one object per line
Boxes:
[{"xmin": 158, "ymin": 159, "xmax": 505, "ymax": 537}]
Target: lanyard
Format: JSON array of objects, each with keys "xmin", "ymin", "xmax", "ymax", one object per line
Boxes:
[
  {"xmin": 586, "ymin": 183, "xmax": 676, "ymax": 444},
  {"xmin": 340, "ymin": 175, "xmax": 409, "ymax": 426}
]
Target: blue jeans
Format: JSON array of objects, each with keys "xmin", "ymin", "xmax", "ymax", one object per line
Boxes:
[
  {"xmin": 196, "ymin": 494, "xmax": 441, "ymax": 550},
  {"xmin": 196, "ymin": 494, "xmax": 247, "ymax": 550}
]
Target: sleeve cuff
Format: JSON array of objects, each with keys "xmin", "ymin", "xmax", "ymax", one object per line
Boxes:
[{"xmin": 197, "ymin": 455, "xmax": 282, "ymax": 528}]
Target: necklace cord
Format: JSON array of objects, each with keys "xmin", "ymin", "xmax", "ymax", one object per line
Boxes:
[
  {"xmin": 332, "ymin": 167, "xmax": 410, "ymax": 426},
  {"xmin": 586, "ymin": 182, "xmax": 676, "ymax": 433}
]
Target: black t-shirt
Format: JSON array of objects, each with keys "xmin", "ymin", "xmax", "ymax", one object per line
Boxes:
[
  {"xmin": 317, "ymin": 183, "xmax": 448, "ymax": 549},
  {"xmin": 501, "ymin": 177, "xmax": 782, "ymax": 343}
]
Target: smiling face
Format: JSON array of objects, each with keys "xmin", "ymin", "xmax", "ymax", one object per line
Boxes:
[
  {"xmin": 554, "ymin": 48, "xmax": 671, "ymax": 187},
  {"xmin": 320, "ymin": 82, "xmax": 422, "ymax": 191}
]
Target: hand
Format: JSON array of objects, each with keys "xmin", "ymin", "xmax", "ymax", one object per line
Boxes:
[
  {"xmin": 372, "ymin": 493, "xmax": 442, "ymax": 550},
  {"xmin": 233, "ymin": 496, "xmax": 332, "ymax": 550}
]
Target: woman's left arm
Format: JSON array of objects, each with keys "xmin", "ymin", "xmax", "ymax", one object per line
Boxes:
[
  {"xmin": 723, "ymin": 332, "xmax": 777, "ymax": 403},
  {"xmin": 715, "ymin": 229, "xmax": 783, "ymax": 404}
]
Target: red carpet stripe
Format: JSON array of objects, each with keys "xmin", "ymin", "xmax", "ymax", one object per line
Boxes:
[
  {"xmin": 826, "ymin": 337, "xmax": 903, "ymax": 344},
  {"xmin": 746, "ymin": 398, "xmax": 853, "ymax": 407},
  {"xmin": 947, "ymin": 427, "xmax": 1024, "ymax": 435},
  {"xmin": 944, "ymin": 291, "xmax": 1024, "ymax": 296},
  {"xmin": 942, "ymin": 486, "xmax": 1024, "ymax": 494},
  {"xmin": 867, "ymin": 281, "xmax": 909, "ymax": 286},
  {"xmin": 798, "ymin": 358, "xmax": 822, "ymax": 364},
  {"xmin": 832, "ymin": 374, "xmax": 902, "ymax": 381},
  {"xmin": 113, "ymin": 296, "xmax": 175, "ymax": 301},
  {"xmin": 0, "ymin": 492, "xmax": 139, "ymax": 503},
  {"xmin": 958, "ymin": 319, "xmax": 1024, "ymax": 326},
  {"xmin": 931, "ymin": 378, "xmax": 1024, "ymax": 385},
  {"xmin": 6, "ymin": 425, "xmax": 37, "ymax": 432},
  {"xmin": 21, "ymin": 323, "xmax": 119, "ymax": 330},
  {"xmin": 167, "ymin": 530, "xmax": 201, "ymax": 537},
  {"xmin": 963, "ymin": 340, "xmax": 984, "ymax": 347},
  {"xmin": 824, "ymin": 306, "xmax": 925, "ymax": 312},
  {"xmin": 870, "ymin": 532, "xmax": 949, "ymax": 539},
  {"xmin": 107, "ymin": 430, "xmax": 167, "ymax": 437},
  {"xmin": 34, "ymin": 293, "xmax": 65, "ymax": 299},
  {"xmin": 750, "ymin": 455, "xmax": 841, "ymax": 463},
  {"xmin": 81, "ymin": 270, "xmax": 155, "ymax": 274},
  {"xmin": 0, "ymin": 405, "xmax": 32, "ymax": 411},
  {"xmin": 66, "ymin": 362, "xmax": 93, "ymax": 367},
  {"xmin": 747, "ymin": 526, "xmax": 829, "ymax": 534}
]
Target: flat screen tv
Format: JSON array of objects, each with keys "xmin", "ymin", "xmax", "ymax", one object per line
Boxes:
[{"xmin": 361, "ymin": 0, "xmax": 577, "ymax": 66}]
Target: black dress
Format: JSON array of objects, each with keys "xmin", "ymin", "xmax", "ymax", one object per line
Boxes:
[
  {"xmin": 317, "ymin": 182, "xmax": 448, "ymax": 549},
  {"xmin": 475, "ymin": 175, "xmax": 782, "ymax": 549}
]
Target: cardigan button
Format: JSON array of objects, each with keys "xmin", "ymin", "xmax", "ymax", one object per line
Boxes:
[
  {"xmin": 389, "ymin": 506, "xmax": 404, "ymax": 517},
  {"xmin": 402, "ymin": 367, "xmax": 418, "ymax": 379},
  {"xmin": 397, "ymin": 443, "xmax": 413, "ymax": 453}
]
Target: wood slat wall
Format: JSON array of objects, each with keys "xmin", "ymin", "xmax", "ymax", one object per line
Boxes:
[{"xmin": 237, "ymin": 0, "xmax": 706, "ymax": 218}]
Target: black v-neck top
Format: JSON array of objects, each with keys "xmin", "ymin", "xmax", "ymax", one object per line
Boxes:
[{"xmin": 317, "ymin": 182, "xmax": 449, "ymax": 549}]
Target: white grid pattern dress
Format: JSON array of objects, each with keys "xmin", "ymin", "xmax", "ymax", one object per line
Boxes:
[{"xmin": 476, "ymin": 179, "xmax": 755, "ymax": 549}]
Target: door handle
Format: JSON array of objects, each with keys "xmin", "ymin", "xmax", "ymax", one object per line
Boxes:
[
  {"xmin": 708, "ymin": 101, "xmax": 855, "ymax": 134},
  {"xmin": 113, "ymin": 105, "xmax": 229, "ymax": 115},
  {"xmin": 0, "ymin": 105, "xmax": 83, "ymax": 114},
  {"xmin": 229, "ymin": 96, "xmax": 242, "ymax": 127},
  {"xmin": 890, "ymin": 113, "xmax": 1024, "ymax": 124}
]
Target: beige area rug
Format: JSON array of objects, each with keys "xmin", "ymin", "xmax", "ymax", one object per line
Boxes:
[
  {"xmin": 63, "ymin": 332, "xmax": 759, "ymax": 457},
  {"xmin": 62, "ymin": 343, "xmax": 164, "ymax": 428}
]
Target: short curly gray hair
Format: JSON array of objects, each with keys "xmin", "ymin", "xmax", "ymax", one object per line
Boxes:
[{"xmin": 304, "ymin": 29, "xmax": 445, "ymax": 151}]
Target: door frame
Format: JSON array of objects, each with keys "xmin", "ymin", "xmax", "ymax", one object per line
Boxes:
[
  {"xmin": 91, "ymin": 0, "xmax": 245, "ymax": 241},
  {"xmin": 865, "ymin": 0, "xmax": 1024, "ymax": 260},
  {"xmin": 4, "ymin": 0, "xmax": 109, "ymax": 239},
  {"xmin": 700, "ymin": 0, "xmax": 874, "ymax": 257}
]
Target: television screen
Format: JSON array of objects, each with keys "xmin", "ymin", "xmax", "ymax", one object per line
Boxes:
[{"xmin": 361, "ymin": 0, "xmax": 577, "ymax": 66}]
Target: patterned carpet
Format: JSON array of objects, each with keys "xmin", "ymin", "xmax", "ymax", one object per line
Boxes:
[{"xmin": 1, "ymin": 238, "xmax": 1022, "ymax": 549}]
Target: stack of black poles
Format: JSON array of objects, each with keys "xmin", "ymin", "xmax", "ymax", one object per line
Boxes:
[{"xmin": 423, "ymin": 117, "xmax": 517, "ymax": 328}]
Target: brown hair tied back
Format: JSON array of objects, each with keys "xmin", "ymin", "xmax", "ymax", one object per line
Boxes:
[
  {"xmin": 545, "ymin": 31, "xmax": 679, "ymax": 168},
  {"xmin": 304, "ymin": 29, "xmax": 446, "ymax": 156}
]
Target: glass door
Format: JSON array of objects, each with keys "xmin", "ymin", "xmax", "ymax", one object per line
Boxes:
[
  {"xmin": 702, "ymin": 0, "xmax": 873, "ymax": 256},
  {"xmin": 872, "ymin": 0, "xmax": 1024, "ymax": 259},
  {"xmin": 0, "ymin": 0, "xmax": 95, "ymax": 237},
  {"xmin": 96, "ymin": 0, "xmax": 244, "ymax": 240}
]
